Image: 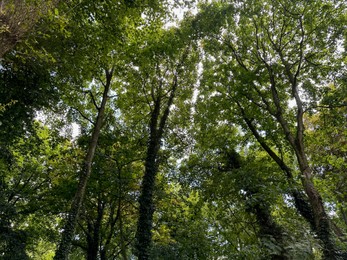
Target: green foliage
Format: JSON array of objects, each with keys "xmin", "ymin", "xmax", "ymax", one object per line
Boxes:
[
  {"xmin": 0, "ymin": 55, "xmax": 57, "ymax": 143},
  {"xmin": 0, "ymin": 0, "xmax": 346, "ymax": 258},
  {"xmin": 0, "ymin": 122, "xmax": 78, "ymax": 258},
  {"xmin": 0, "ymin": 0, "xmax": 58, "ymax": 58},
  {"xmin": 306, "ymin": 80, "xmax": 347, "ymax": 252}
]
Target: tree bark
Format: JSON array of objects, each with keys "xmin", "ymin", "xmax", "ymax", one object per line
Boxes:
[
  {"xmin": 135, "ymin": 73, "xmax": 178, "ymax": 260},
  {"xmin": 86, "ymin": 199, "xmax": 104, "ymax": 260},
  {"xmin": 278, "ymin": 52, "xmax": 339, "ymax": 258},
  {"xmin": 252, "ymin": 202, "xmax": 289, "ymax": 259},
  {"xmin": 238, "ymin": 97, "xmax": 338, "ymax": 258},
  {"xmin": 119, "ymin": 202, "xmax": 127, "ymax": 260},
  {"xmin": 54, "ymin": 68, "xmax": 113, "ymax": 260}
]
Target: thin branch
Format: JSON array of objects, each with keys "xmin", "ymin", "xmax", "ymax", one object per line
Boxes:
[
  {"xmin": 89, "ymin": 91, "xmax": 100, "ymax": 111},
  {"xmin": 157, "ymin": 45, "xmax": 190, "ymax": 139},
  {"xmin": 71, "ymin": 107, "xmax": 95, "ymax": 125},
  {"xmin": 71, "ymin": 240, "xmax": 87, "ymax": 251},
  {"xmin": 224, "ymin": 39, "xmax": 249, "ymax": 71},
  {"xmin": 251, "ymin": 83, "xmax": 275, "ymax": 115},
  {"xmin": 141, "ymin": 76, "xmax": 153, "ymax": 112},
  {"xmin": 97, "ymin": 151, "xmax": 144, "ymax": 169},
  {"xmin": 236, "ymin": 100, "xmax": 293, "ymax": 179},
  {"xmin": 294, "ymin": 16, "xmax": 305, "ymax": 85},
  {"xmin": 310, "ymin": 103, "xmax": 347, "ymax": 110}
]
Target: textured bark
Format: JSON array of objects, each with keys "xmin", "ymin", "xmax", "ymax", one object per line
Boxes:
[
  {"xmin": 277, "ymin": 51, "xmax": 339, "ymax": 258},
  {"xmin": 86, "ymin": 200, "xmax": 104, "ymax": 260},
  {"xmin": 135, "ymin": 73, "xmax": 178, "ymax": 260},
  {"xmin": 239, "ymin": 99, "xmax": 338, "ymax": 257},
  {"xmin": 238, "ymin": 102, "xmax": 315, "ymax": 227},
  {"xmin": 301, "ymin": 171, "xmax": 337, "ymax": 258},
  {"xmin": 252, "ymin": 203, "xmax": 289, "ymax": 259},
  {"xmin": 224, "ymin": 150, "xmax": 289, "ymax": 259},
  {"xmin": 54, "ymin": 68, "xmax": 113, "ymax": 260},
  {"xmin": 135, "ymin": 145, "xmax": 159, "ymax": 260}
]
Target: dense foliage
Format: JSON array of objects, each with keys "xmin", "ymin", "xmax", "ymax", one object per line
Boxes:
[{"xmin": 1, "ymin": 0, "xmax": 347, "ymax": 259}]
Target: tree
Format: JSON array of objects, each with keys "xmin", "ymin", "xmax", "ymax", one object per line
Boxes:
[
  {"xmin": 37, "ymin": 1, "xmax": 165, "ymax": 258},
  {"xmin": 69, "ymin": 126, "xmax": 145, "ymax": 259},
  {"xmin": 0, "ymin": 0, "xmax": 59, "ymax": 58},
  {"xmin": 54, "ymin": 67, "xmax": 114, "ymax": 259},
  {"xmin": 1, "ymin": 0, "xmax": 347, "ymax": 258},
  {"xmin": 177, "ymin": 107, "xmax": 316, "ymax": 258},
  {"xmin": 306, "ymin": 81, "xmax": 347, "ymax": 245},
  {"xmin": 0, "ymin": 122, "xmax": 76, "ymax": 259},
  {"xmin": 124, "ymin": 26, "xmax": 197, "ymax": 258},
  {"xmin": 196, "ymin": 0, "xmax": 346, "ymax": 257}
]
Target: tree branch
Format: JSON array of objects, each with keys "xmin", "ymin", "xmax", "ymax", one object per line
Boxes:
[
  {"xmin": 235, "ymin": 100, "xmax": 293, "ymax": 179},
  {"xmin": 71, "ymin": 107, "xmax": 95, "ymax": 125},
  {"xmin": 89, "ymin": 91, "xmax": 100, "ymax": 111}
]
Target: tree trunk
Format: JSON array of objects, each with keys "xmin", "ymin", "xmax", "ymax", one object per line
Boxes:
[
  {"xmin": 283, "ymin": 62, "xmax": 339, "ymax": 258},
  {"xmin": 86, "ymin": 199, "xmax": 104, "ymax": 260},
  {"xmin": 119, "ymin": 203, "xmax": 127, "ymax": 260},
  {"xmin": 54, "ymin": 68, "xmax": 113, "ymax": 260},
  {"xmin": 86, "ymin": 227, "xmax": 98, "ymax": 260},
  {"xmin": 237, "ymin": 100, "xmax": 339, "ymax": 258},
  {"xmin": 300, "ymin": 164, "xmax": 337, "ymax": 258},
  {"xmin": 135, "ymin": 96, "xmax": 161, "ymax": 260},
  {"xmin": 135, "ymin": 152, "xmax": 158, "ymax": 260},
  {"xmin": 100, "ymin": 197, "xmax": 121, "ymax": 260},
  {"xmin": 135, "ymin": 73, "xmax": 178, "ymax": 259}
]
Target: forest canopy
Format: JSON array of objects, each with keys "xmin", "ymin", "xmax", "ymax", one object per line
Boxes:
[{"xmin": 1, "ymin": 0, "xmax": 347, "ymax": 259}]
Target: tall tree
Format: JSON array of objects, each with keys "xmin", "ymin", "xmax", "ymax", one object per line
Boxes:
[
  {"xmin": 306, "ymin": 81, "xmax": 347, "ymax": 239},
  {"xmin": 116, "ymin": 24, "xmax": 198, "ymax": 258},
  {"xmin": 176, "ymin": 106, "xmax": 315, "ymax": 258},
  {"xmin": 69, "ymin": 124, "xmax": 145, "ymax": 259},
  {"xmin": 196, "ymin": 0, "xmax": 346, "ymax": 257},
  {"xmin": 43, "ymin": 1, "xmax": 165, "ymax": 258},
  {"xmin": 54, "ymin": 67, "xmax": 114, "ymax": 259},
  {"xmin": 0, "ymin": 122, "xmax": 76, "ymax": 259}
]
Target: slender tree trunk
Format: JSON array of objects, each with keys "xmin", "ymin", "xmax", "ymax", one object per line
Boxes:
[
  {"xmin": 100, "ymin": 196, "xmax": 121, "ymax": 260},
  {"xmin": 252, "ymin": 203, "xmax": 289, "ymax": 259},
  {"xmin": 54, "ymin": 68, "xmax": 113, "ymax": 260},
  {"xmin": 135, "ymin": 152, "xmax": 158, "ymax": 260},
  {"xmin": 237, "ymin": 99, "xmax": 339, "ymax": 258},
  {"xmin": 281, "ymin": 62, "xmax": 338, "ymax": 258},
  {"xmin": 119, "ymin": 202, "xmax": 127, "ymax": 260},
  {"xmin": 300, "ymin": 162, "xmax": 337, "ymax": 258},
  {"xmin": 86, "ymin": 226, "xmax": 98, "ymax": 260},
  {"xmin": 135, "ymin": 96, "xmax": 161, "ymax": 260},
  {"xmin": 135, "ymin": 73, "xmax": 178, "ymax": 259},
  {"xmin": 86, "ymin": 200, "xmax": 104, "ymax": 260}
]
